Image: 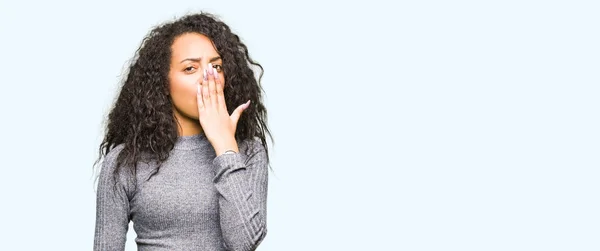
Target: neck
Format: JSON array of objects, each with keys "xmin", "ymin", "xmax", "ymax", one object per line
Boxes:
[{"xmin": 174, "ymin": 109, "xmax": 203, "ymax": 136}]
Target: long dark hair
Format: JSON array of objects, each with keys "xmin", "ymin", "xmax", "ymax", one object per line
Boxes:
[{"xmin": 94, "ymin": 12, "xmax": 272, "ymax": 188}]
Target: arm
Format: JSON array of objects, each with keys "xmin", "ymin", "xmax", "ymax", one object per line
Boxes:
[
  {"xmin": 213, "ymin": 139, "xmax": 269, "ymax": 251},
  {"xmin": 94, "ymin": 147, "xmax": 130, "ymax": 251}
]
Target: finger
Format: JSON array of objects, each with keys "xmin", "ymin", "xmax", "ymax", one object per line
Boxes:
[
  {"xmin": 196, "ymin": 81, "xmax": 205, "ymax": 111},
  {"xmin": 207, "ymin": 63, "xmax": 218, "ymax": 108},
  {"xmin": 202, "ymin": 69, "xmax": 211, "ymax": 108},
  {"xmin": 231, "ymin": 100, "xmax": 251, "ymax": 125},
  {"xmin": 215, "ymin": 68, "xmax": 227, "ymax": 111}
]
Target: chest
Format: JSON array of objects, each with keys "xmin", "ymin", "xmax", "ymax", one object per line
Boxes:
[{"xmin": 129, "ymin": 157, "xmax": 220, "ymax": 230}]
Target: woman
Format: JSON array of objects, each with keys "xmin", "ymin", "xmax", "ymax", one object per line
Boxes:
[{"xmin": 93, "ymin": 12, "xmax": 272, "ymax": 251}]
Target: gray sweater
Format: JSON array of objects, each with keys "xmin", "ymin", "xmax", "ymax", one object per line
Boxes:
[{"xmin": 94, "ymin": 133, "xmax": 268, "ymax": 251}]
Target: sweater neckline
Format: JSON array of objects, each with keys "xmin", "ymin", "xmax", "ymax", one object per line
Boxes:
[{"xmin": 173, "ymin": 133, "xmax": 210, "ymax": 150}]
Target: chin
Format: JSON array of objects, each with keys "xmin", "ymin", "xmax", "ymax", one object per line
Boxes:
[{"xmin": 185, "ymin": 112, "xmax": 200, "ymax": 122}]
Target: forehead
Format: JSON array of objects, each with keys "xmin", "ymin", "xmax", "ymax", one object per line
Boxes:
[{"xmin": 170, "ymin": 33, "xmax": 219, "ymax": 59}]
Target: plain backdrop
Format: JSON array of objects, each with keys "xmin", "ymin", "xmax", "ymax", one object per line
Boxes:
[{"xmin": 0, "ymin": 0, "xmax": 598, "ymax": 250}]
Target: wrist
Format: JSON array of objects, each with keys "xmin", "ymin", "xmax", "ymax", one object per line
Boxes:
[
  {"xmin": 216, "ymin": 148, "xmax": 239, "ymax": 156},
  {"xmin": 213, "ymin": 139, "xmax": 239, "ymax": 156}
]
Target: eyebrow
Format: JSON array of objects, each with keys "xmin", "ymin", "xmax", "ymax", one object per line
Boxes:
[{"xmin": 180, "ymin": 56, "xmax": 222, "ymax": 63}]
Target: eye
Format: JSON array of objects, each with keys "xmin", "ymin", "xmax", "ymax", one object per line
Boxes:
[
  {"xmin": 184, "ymin": 66, "xmax": 197, "ymax": 73},
  {"xmin": 213, "ymin": 64, "xmax": 223, "ymax": 73}
]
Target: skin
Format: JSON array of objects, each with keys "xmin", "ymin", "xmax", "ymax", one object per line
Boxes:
[{"xmin": 169, "ymin": 32, "xmax": 250, "ymax": 156}]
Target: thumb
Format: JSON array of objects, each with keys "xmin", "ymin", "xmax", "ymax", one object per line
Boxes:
[{"xmin": 231, "ymin": 100, "xmax": 251, "ymax": 125}]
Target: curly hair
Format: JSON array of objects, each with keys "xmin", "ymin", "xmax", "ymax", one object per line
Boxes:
[{"xmin": 94, "ymin": 12, "xmax": 272, "ymax": 189}]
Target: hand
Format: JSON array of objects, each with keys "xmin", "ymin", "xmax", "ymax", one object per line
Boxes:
[{"xmin": 196, "ymin": 63, "xmax": 251, "ymax": 156}]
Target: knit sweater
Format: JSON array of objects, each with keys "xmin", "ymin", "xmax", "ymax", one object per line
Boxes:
[{"xmin": 94, "ymin": 133, "xmax": 268, "ymax": 251}]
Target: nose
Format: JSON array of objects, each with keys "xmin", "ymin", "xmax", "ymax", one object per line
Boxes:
[{"xmin": 201, "ymin": 63, "xmax": 214, "ymax": 77}]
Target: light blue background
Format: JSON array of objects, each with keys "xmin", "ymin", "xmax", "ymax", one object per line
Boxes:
[{"xmin": 0, "ymin": 0, "xmax": 598, "ymax": 250}]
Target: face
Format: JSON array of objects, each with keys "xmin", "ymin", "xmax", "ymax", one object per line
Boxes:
[{"xmin": 169, "ymin": 32, "xmax": 225, "ymax": 122}]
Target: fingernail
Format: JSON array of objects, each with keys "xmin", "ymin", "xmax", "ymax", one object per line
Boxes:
[
  {"xmin": 246, "ymin": 100, "xmax": 251, "ymax": 107},
  {"xmin": 197, "ymin": 84, "xmax": 201, "ymax": 94},
  {"xmin": 208, "ymin": 63, "xmax": 213, "ymax": 75},
  {"xmin": 203, "ymin": 69, "xmax": 208, "ymax": 80},
  {"xmin": 213, "ymin": 68, "xmax": 218, "ymax": 79}
]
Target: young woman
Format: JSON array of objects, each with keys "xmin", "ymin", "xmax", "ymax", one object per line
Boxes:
[{"xmin": 93, "ymin": 12, "xmax": 272, "ymax": 251}]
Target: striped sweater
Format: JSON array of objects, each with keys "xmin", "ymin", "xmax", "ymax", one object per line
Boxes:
[{"xmin": 94, "ymin": 133, "xmax": 268, "ymax": 250}]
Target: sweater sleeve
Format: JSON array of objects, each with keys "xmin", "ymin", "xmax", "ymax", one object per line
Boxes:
[
  {"xmin": 94, "ymin": 146, "xmax": 131, "ymax": 251},
  {"xmin": 212, "ymin": 139, "xmax": 269, "ymax": 251}
]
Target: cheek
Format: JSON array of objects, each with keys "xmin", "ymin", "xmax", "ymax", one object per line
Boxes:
[
  {"xmin": 169, "ymin": 74, "xmax": 200, "ymax": 114},
  {"xmin": 219, "ymin": 72, "xmax": 226, "ymax": 86}
]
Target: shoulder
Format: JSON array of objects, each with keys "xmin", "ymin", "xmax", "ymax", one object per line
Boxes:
[
  {"xmin": 103, "ymin": 144, "xmax": 126, "ymax": 168},
  {"xmin": 97, "ymin": 144, "xmax": 135, "ymax": 195},
  {"xmin": 240, "ymin": 137, "xmax": 266, "ymax": 156},
  {"xmin": 237, "ymin": 137, "xmax": 269, "ymax": 167},
  {"xmin": 98, "ymin": 144, "xmax": 131, "ymax": 181}
]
